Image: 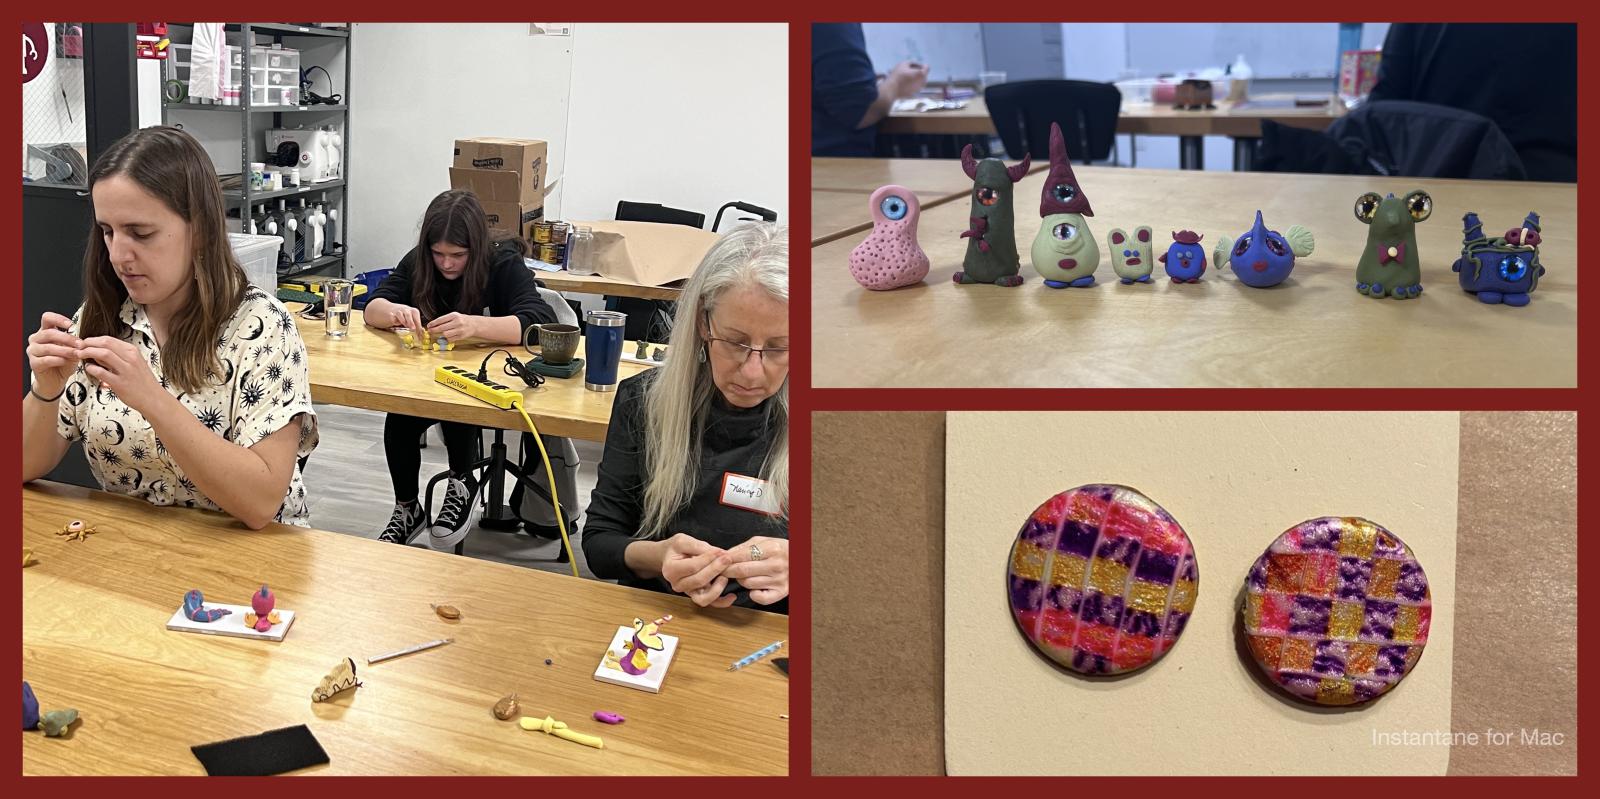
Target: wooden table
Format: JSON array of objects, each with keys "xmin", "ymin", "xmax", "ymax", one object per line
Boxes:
[
  {"xmin": 811, "ymin": 166, "xmax": 1576, "ymax": 388},
  {"xmin": 880, "ymin": 94, "xmax": 1345, "ymax": 169},
  {"xmin": 536, "ymin": 271, "xmax": 683, "ymax": 301},
  {"xmin": 811, "ymin": 157, "xmax": 1048, "ymax": 246},
  {"xmin": 22, "ymin": 482, "xmax": 789, "ymax": 776},
  {"xmin": 298, "ymin": 310, "xmax": 650, "ymax": 441}
]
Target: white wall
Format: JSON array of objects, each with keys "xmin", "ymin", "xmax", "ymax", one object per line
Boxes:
[
  {"xmin": 561, "ymin": 23, "xmax": 788, "ymax": 226},
  {"xmin": 347, "ymin": 23, "xmax": 573, "ymax": 274},
  {"xmin": 862, "ymin": 23, "xmax": 984, "ymax": 83}
]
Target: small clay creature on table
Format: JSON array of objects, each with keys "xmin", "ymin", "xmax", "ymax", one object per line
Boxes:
[
  {"xmin": 602, "ymin": 616, "xmax": 669, "ymax": 676},
  {"xmin": 1451, "ymin": 211, "xmax": 1546, "ymax": 306},
  {"xmin": 1354, "ymin": 190, "xmax": 1432, "ymax": 299},
  {"xmin": 244, "ymin": 585, "xmax": 282, "ymax": 632},
  {"xmin": 849, "ymin": 184, "xmax": 929, "ymax": 290},
  {"xmin": 953, "ymin": 145, "xmax": 1031, "ymax": 287},
  {"xmin": 1030, "ymin": 122, "xmax": 1099, "ymax": 289},
  {"xmin": 1214, "ymin": 211, "xmax": 1315, "ymax": 288},
  {"xmin": 1108, "ymin": 227, "xmax": 1154, "ymax": 284},
  {"xmin": 1160, "ymin": 231, "xmax": 1208, "ymax": 283}
]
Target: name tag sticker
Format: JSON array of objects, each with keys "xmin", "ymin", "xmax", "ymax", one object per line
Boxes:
[{"xmin": 720, "ymin": 472, "xmax": 779, "ymax": 516}]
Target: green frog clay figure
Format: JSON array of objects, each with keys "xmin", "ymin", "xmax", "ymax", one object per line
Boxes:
[{"xmin": 1354, "ymin": 189, "xmax": 1432, "ymax": 300}]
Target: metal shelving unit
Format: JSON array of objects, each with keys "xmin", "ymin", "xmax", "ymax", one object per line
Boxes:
[{"xmin": 163, "ymin": 23, "xmax": 351, "ymax": 282}]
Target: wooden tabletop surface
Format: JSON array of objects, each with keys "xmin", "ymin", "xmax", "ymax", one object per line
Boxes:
[
  {"xmin": 537, "ymin": 271, "xmax": 684, "ymax": 301},
  {"xmin": 21, "ymin": 482, "xmax": 789, "ymax": 776},
  {"xmin": 812, "ymin": 165, "xmax": 1576, "ymax": 388},
  {"xmin": 880, "ymin": 94, "xmax": 1344, "ymax": 138},
  {"xmin": 297, "ymin": 310, "xmax": 653, "ymax": 441}
]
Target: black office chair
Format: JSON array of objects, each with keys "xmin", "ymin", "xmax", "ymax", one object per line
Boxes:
[
  {"xmin": 615, "ymin": 200, "xmax": 705, "ymax": 229},
  {"xmin": 984, "ymin": 79, "xmax": 1122, "ymax": 164}
]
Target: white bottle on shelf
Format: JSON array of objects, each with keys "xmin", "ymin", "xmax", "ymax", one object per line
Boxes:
[{"xmin": 308, "ymin": 202, "xmax": 326, "ymax": 259}]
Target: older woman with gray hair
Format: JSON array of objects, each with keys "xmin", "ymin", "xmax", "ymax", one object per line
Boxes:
[{"xmin": 581, "ymin": 224, "xmax": 788, "ymax": 613}]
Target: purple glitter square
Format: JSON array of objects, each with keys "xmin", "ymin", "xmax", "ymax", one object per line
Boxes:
[
  {"xmin": 1056, "ymin": 520, "xmax": 1099, "ymax": 557},
  {"xmin": 1337, "ymin": 556, "xmax": 1372, "ymax": 601},
  {"xmin": 1289, "ymin": 596, "xmax": 1333, "ymax": 636},
  {"xmin": 1361, "ymin": 599, "xmax": 1399, "ymax": 641}
]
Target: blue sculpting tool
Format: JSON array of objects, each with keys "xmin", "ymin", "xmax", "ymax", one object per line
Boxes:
[{"xmin": 728, "ymin": 640, "xmax": 785, "ymax": 671}]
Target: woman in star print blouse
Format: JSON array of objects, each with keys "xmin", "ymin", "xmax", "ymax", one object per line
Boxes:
[{"xmin": 22, "ymin": 127, "xmax": 319, "ymax": 529}]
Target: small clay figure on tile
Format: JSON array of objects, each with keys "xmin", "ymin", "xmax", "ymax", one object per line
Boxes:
[
  {"xmin": 1109, "ymin": 227, "xmax": 1154, "ymax": 284},
  {"xmin": 1451, "ymin": 211, "xmax": 1546, "ymax": 307},
  {"xmin": 1159, "ymin": 230, "xmax": 1208, "ymax": 283},
  {"xmin": 182, "ymin": 589, "xmax": 233, "ymax": 623},
  {"xmin": 953, "ymin": 144, "xmax": 1031, "ymax": 287},
  {"xmin": 634, "ymin": 339, "xmax": 650, "ymax": 359},
  {"xmin": 1354, "ymin": 190, "xmax": 1431, "ymax": 299},
  {"xmin": 602, "ymin": 616, "xmax": 668, "ymax": 676},
  {"xmin": 1214, "ymin": 211, "xmax": 1315, "ymax": 288},
  {"xmin": 849, "ymin": 185, "xmax": 930, "ymax": 290},
  {"xmin": 1030, "ymin": 122, "xmax": 1099, "ymax": 289},
  {"xmin": 244, "ymin": 585, "xmax": 282, "ymax": 633}
]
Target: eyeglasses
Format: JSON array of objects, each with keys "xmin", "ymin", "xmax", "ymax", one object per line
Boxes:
[{"xmin": 704, "ymin": 312, "xmax": 788, "ymax": 367}]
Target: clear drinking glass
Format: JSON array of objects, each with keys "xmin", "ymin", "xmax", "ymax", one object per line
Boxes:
[{"xmin": 324, "ymin": 279, "xmax": 354, "ymax": 337}]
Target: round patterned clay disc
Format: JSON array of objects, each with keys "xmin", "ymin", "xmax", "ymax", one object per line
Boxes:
[
  {"xmin": 1006, "ymin": 484, "xmax": 1198, "ymax": 675},
  {"xmin": 1242, "ymin": 517, "xmax": 1431, "ymax": 706}
]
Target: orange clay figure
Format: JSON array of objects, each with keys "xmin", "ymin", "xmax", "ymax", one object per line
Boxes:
[{"xmin": 56, "ymin": 520, "xmax": 98, "ymax": 542}]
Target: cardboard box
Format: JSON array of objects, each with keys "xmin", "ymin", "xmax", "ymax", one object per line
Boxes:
[
  {"xmin": 480, "ymin": 201, "xmax": 543, "ymax": 242},
  {"xmin": 451, "ymin": 137, "xmax": 547, "ymax": 206},
  {"xmin": 574, "ymin": 220, "xmax": 722, "ymax": 287}
]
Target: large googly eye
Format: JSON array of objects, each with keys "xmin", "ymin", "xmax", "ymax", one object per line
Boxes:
[
  {"xmin": 1233, "ymin": 236, "xmax": 1251, "ymax": 257},
  {"xmin": 1500, "ymin": 255, "xmax": 1528, "ymax": 282},
  {"xmin": 1053, "ymin": 222, "xmax": 1077, "ymax": 241},
  {"xmin": 1265, "ymin": 235, "xmax": 1288, "ymax": 256},
  {"xmin": 977, "ymin": 187, "xmax": 999, "ymax": 206},
  {"xmin": 1406, "ymin": 191, "xmax": 1432, "ymax": 222},
  {"xmin": 1051, "ymin": 183, "xmax": 1077, "ymax": 203},
  {"xmin": 1354, "ymin": 192, "xmax": 1382, "ymax": 223},
  {"xmin": 879, "ymin": 195, "xmax": 909, "ymax": 221}
]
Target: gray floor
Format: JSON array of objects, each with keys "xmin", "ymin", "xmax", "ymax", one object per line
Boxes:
[{"xmin": 301, "ymin": 402, "xmax": 604, "ymax": 580}]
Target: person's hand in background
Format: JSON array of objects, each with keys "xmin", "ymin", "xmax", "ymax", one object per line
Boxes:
[{"xmin": 884, "ymin": 61, "xmax": 930, "ymax": 100}]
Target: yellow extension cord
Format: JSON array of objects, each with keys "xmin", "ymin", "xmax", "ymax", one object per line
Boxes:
[{"xmin": 510, "ymin": 400, "xmax": 579, "ymax": 578}]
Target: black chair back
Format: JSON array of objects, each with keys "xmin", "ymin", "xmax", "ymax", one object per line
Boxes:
[{"xmin": 984, "ymin": 79, "xmax": 1122, "ymax": 164}]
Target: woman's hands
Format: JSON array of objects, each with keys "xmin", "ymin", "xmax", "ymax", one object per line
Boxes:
[
  {"xmin": 660, "ymin": 534, "xmax": 737, "ymax": 608},
  {"xmin": 26, "ymin": 312, "xmax": 80, "ymax": 396},
  {"xmin": 657, "ymin": 533, "xmax": 789, "ymax": 608},
  {"xmin": 75, "ymin": 337, "xmax": 169, "ymax": 417},
  {"xmin": 426, "ymin": 312, "xmax": 482, "ymax": 342},
  {"xmin": 723, "ymin": 537, "xmax": 789, "ymax": 606}
]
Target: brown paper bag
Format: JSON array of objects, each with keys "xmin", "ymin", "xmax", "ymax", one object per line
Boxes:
[{"xmin": 573, "ymin": 220, "xmax": 720, "ymax": 287}]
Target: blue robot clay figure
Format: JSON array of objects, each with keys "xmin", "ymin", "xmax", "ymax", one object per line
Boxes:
[
  {"xmin": 1213, "ymin": 211, "xmax": 1315, "ymax": 288},
  {"xmin": 1451, "ymin": 211, "xmax": 1546, "ymax": 307},
  {"xmin": 1159, "ymin": 230, "xmax": 1207, "ymax": 282}
]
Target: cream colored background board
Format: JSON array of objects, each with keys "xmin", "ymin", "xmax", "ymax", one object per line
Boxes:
[{"xmin": 945, "ymin": 412, "xmax": 1458, "ymax": 775}]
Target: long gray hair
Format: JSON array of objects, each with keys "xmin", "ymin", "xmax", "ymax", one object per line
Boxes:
[{"xmin": 638, "ymin": 223, "xmax": 788, "ymax": 539}]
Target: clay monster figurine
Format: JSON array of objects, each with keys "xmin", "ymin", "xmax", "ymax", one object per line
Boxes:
[
  {"xmin": 1109, "ymin": 227, "xmax": 1154, "ymax": 284},
  {"xmin": 953, "ymin": 145, "xmax": 1031, "ymax": 286},
  {"xmin": 849, "ymin": 184, "xmax": 929, "ymax": 290},
  {"xmin": 1159, "ymin": 230, "xmax": 1208, "ymax": 282},
  {"xmin": 243, "ymin": 585, "xmax": 282, "ymax": 632},
  {"xmin": 1354, "ymin": 189, "xmax": 1432, "ymax": 299},
  {"xmin": 1030, "ymin": 122, "xmax": 1099, "ymax": 288},
  {"xmin": 1452, "ymin": 211, "xmax": 1546, "ymax": 306},
  {"xmin": 603, "ymin": 616, "xmax": 669, "ymax": 676},
  {"xmin": 1214, "ymin": 211, "xmax": 1315, "ymax": 288}
]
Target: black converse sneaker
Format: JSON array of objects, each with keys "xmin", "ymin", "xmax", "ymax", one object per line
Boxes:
[
  {"xmin": 379, "ymin": 500, "xmax": 426, "ymax": 545},
  {"xmin": 428, "ymin": 475, "xmax": 480, "ymax": 550}
]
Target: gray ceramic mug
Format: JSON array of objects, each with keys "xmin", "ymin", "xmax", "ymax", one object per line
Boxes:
[{"xmin": 536, "ymin": 323, "xmax": 581, "ymax": 365}]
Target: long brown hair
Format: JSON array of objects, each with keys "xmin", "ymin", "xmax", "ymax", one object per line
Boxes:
[
  {"xmin": 79, "ymin": 126, "xmax": 248, "ymax": 394},
  {"xmin": 410, "ymin": 190, "xmax": 508, "ymax": 322}
]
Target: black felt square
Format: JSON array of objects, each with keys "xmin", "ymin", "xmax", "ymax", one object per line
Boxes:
[{"xmin": 191, "ymin": 724, "xmax": 329, "ymax": 776}]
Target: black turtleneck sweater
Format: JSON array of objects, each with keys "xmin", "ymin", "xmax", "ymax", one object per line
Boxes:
[{"xmin": 582, "ymin": 371, "xmax": 788, "ymax": 614}]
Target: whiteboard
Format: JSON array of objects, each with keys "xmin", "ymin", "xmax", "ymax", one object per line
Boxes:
[
  {"xmin": 1124, "ymin": 23, "xmax": 1342, "ymax": 79},
  {"xmin": 861, "ymin": 23, "xmax": 985, "ymax": 83}
]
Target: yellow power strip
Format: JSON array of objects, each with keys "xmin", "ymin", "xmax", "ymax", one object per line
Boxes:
[{"xmin": 434, "ymin": 365, "xmax": 522, "ymax": 410}]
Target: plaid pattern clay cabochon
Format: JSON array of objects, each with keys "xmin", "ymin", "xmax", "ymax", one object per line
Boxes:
[
  {"xmin": 1243, "ymin": 517, "xmax": 1431, "ymax": 706},
  {"xmin": 1007, "ymin": 484, "xmax": 1198, "ymax": 675}
]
